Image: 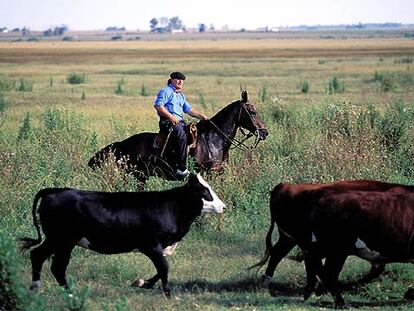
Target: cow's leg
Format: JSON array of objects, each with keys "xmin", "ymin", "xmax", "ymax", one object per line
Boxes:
[
  {"xmin": 321, "ymin": 254, "xmax": 347, "ymax": 308},
  {"xmin": 303, "ymin": 246, "xmax": 324, "ymax": 300},
  {"xmin": 357, "ymin": 263, "xmax": 385, "ymax": 284},
  {"xmin": 50, "ymin": 245, "xmax": 75, "ymax": 288},
  {"xmin": 132, "ymin": 246, "xmax": 171, "ymax": 297},
  {"xmin": 263, "ymin": 232, "xmax": 296, "ymax": 282},
  {"xmin": 29, "ymin": 238, "xmax": 55, "ymax": 290}
]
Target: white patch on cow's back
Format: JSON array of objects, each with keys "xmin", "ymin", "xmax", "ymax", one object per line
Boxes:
[
  {"xmin": 77, "ymin": 237, "xmax": 91, "ymax": 249},
  {"xmin": 197, "ymin": 174, "xmax": 225, "ymax": 214}
]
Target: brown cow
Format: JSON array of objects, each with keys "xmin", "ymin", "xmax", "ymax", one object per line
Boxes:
[
  {"xmin": 252, "ymin": 180, "xmax": 414, "ymax": 304},
  {"xmin": 307, "ymin": 189, "xmax": 414, "ymax": 307}
]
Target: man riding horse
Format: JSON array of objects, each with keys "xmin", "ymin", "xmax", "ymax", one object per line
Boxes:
[{"xmin": 154, "ymin": 72, "xmax": 208, "ymax": 178}]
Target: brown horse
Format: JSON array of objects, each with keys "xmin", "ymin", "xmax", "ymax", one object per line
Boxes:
[{"xmin": 88, "ymin": 91, "xmax": 268, "ymax": 183}]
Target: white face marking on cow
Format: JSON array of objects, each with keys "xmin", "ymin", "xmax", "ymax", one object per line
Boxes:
[
  {"xmin": 77, "ymin": 237, "xmax": 91, "ymax": 249},
  {"xmin": 311, "ymin": 232, "xmax": 317, "ymax": 242},
  {"xmin": 196, "ymin": 174, "xmax": 225, "ymax": 214}
]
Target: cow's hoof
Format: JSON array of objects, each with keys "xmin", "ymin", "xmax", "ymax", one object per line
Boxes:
[
  {"xmin": 163, "ymin": 286, "xmax": 172, "ymax": 298},
  {"xmin": 260, "ymin": 274, "xmax": 272, "ymax": 286},
  {"xmin": 404, "ymin": 288, "xmax": 414, "ymax": 300},
  {"xmin": 29, "ymin": 281, "xmax": 41, "ymax": 292},
  {"xmin": 303, "ymin": 289, "xmax": 312, "ymax": 301},
  {"xmin": 131, "ymin": 279, "xmax": 146, "ymax": 288}
]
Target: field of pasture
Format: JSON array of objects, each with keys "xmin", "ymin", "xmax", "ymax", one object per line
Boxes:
[{"xmin": 1, "ymin": 32, "xmax": 414, "ymax": 310}]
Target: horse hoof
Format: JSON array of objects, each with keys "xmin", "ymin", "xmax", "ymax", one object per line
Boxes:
[
  {"xmin": 404, "ymin": 288, "xmax": 414, "ymax": 300},
  {"xmin": 131, "ymin": 279, "xmax": 145, "ymax": 288}
]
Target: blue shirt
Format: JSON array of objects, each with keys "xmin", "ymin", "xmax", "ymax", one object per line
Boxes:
[{"xmin": 154, "ymin": 84, "xmax": 192, "ymax": 122}]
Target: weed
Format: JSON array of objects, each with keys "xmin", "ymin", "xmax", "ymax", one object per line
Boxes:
[
  {"xmin": 17, "ymin": 112, "xmax": 32, "ymax": 140},
  {"xmin": 16, "ymin": 78, "xmax": 33, "ymax": 92},
  {"xmin": 67, "ymin": 73, "xmax": 87, "ymax": 84},
  {"xmin": 140, "ymin": 83, "xmax": 149, "ymax": 96}
]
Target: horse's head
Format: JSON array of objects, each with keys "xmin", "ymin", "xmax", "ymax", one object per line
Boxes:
[{"xmin": 238, "ymin": 91, "xmax": 268, "ymax": 143}]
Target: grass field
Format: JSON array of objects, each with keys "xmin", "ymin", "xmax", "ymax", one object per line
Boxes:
[{"xmin": 1, "ymin": 32, "xmax": 414, "ymax": 310}]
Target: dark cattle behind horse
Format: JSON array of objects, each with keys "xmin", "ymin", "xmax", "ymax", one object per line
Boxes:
[
  {"xmin": 20, "ymin": 174, "xmax": 225, "ymax": 297},
  {"xmin": 251, "ymin": 180, "xmax": 414, "ymax": 303},
  {"xmin": 88, "ymin": 91, "xmax": 268, "ymax": 183},
  {"xmin": 307, "ymin": 189, "xmax": 414, "ymax": 307}
]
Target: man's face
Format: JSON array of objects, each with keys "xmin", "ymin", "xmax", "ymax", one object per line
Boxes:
[{"xmin": 171, "ymin": 78, "xmax": 184, "ymax": 91}]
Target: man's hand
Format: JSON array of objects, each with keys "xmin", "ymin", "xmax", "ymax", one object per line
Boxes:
[{"xmin": 169, "ymin": 115, "xmax": 180, "ymax": 125}]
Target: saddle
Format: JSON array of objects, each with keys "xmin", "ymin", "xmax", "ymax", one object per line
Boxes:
[{"xmin": 153, "ymin": 122, "xmax": 198, "ymax": 155}]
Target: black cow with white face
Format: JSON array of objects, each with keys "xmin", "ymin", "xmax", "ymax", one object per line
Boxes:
[{"xmin": 21, "ymin": 173, "xmax": 225, "ymax": 297}]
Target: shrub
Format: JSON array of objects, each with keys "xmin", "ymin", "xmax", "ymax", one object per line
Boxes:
[
  {"xmin": 111, "ymin": 35, "xmax": 122, "ymax": 41},
  {"xmin": 0, "ymin": 77, "xmax": 16, "ymax": 92},
  {"xmin": 115, "ymin": 79, "xmax": 125, "ymax": 95},
  {"xmin": 27, "ymin": 37, "xmax": 39, "ymax": 42},
  {"xmin": 62, "ymin": 36, "xmax": 74, "ymax": 42},
  {"xmin": 140, "ymin": 83, "xmax": 149, "ymax": 96},
  {"xmin": 66, "ymin": 73, "xmax": 86, "ymax": 84},
  {"xmin": 0, "ymin": 232, "xmax": 25, "ymax": 310},
  {"xmin": 299, "ymin": 81, "xmax": 309, "ymax": 93},
  {"xmin": 17, "ymin": 112, "xmax": 32, "ymax": 141},
  {"xmin": 326, "ymin": 76, "xmax": 345, "ymax": 94},
  {"xmin": 16, "ymin": 78, "xmax": 33, "ymax": 92},
  {"xmin": 0, "ymin": 92, "xmax": 7, "ymax": 113}
]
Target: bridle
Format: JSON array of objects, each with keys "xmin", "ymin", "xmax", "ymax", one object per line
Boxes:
[{"xmin": 207, "ymin": 101, "xmax": 266, "ymax": 151}]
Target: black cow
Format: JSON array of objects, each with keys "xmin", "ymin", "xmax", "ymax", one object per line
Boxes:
[
  {"xmin": 20, "ymin": 173, "xmax": 225, "ymax": 297},
  {"xmin": 307, "ymin": 189, "xmax": 414, "ymax": 307}
]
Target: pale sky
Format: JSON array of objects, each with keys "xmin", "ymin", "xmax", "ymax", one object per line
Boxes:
[{"xmin": 0, "ymin": 0, "xmax": 413, "ymax": 31}]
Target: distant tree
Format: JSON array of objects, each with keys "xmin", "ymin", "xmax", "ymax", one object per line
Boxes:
[
  {"xmin": 149, "ymin": 18, "xmax": 158, "ymax": 31},
  {"xmin": 168, "ymin": 16, "xmax": 183, "ymax": 30},
  {"xmin": 198, "ymin": 23, "xmax": 206, "ymax": 33}
]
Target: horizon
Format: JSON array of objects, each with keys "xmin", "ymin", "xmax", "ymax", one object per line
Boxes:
[{"xmin": 1, "ymin": 0, "xmax": 413, "ymax": 31}]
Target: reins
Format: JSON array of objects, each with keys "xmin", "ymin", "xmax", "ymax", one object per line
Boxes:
[{"xmin": 207, "ymin": 102, "xmax": 264, "ymax": 151}]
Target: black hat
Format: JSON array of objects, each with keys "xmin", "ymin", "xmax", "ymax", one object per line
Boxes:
[{"xmin": 170, "ymin": 72, "xmax": 186, "ymax": 80}]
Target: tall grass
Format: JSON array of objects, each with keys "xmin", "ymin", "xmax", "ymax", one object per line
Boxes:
[{"xmin": 1, "ymin": 38, "xmax": 414, "ymax": 309}]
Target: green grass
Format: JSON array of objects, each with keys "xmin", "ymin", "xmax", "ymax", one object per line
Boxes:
[{"xmin": 1, "ymin": 37, "xmax": 414, "ymax": 310}]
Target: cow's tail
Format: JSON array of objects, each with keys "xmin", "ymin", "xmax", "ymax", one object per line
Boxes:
[
  {"xmin": 20, "ymin": 188, "xmax": 69, "ymax": 251},
  {"xmin": 248, "ymin": 185, "xmax": 280, "ymax": 270}
]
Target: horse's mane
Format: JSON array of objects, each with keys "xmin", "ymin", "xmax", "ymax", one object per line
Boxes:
[{"xmin": 197, "ymin": 100, "xmax": 240, "ymax": 131}]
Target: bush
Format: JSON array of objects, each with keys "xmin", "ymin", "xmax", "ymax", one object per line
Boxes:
[
  {"xmin": 111, "ymin": 35, "xmax": 122, "ymax": 41},
  {"xmin": 115, "ymin": 78, "xmax": 125, "ymax": 95},
  {"xmin": 140, "ymin": 83, "xmax": 149, "ymax": 96},
  {"xmin": 0, "ymin": 92, "xmax": 7, "ymax": 114},
  {"xmin": 326, "ymin": 76, "xmax": 345, "ymax": 94},
  {"xmin": 66, "ymin": 73, "xmax": 86, "ymax": 84},
  {"xmin": 0, "ymin": 77, "xmax": 16, "ymax": 92},
  {"xmin": 16, "ymin": 78, "xmax": 33, "ymax": 92},
  {"xmin": 0, "ymin": 232, "xmax": 24, "ymax": 310},
  {"xmin": 17, "ymin": 112, "xmax": 32, "ymax": 141},
  {"xmin": 299, "ymin": 81, "xmax": 309, "ymax": 93}
]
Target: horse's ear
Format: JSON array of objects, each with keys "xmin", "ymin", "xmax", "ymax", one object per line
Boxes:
[{"xmin": 241, "ymin": 90, "xmax": 248, "ymax": 103}]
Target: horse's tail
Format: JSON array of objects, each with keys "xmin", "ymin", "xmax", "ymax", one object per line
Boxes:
[
  {"xmin": 20, "ymin": 188, "xmax": 70, "ymax": 251},
  {"xmin": 248, "ymin": 186, "xmax": 280, "ymax": 270}
]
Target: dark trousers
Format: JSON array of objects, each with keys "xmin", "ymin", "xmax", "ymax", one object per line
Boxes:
[{"xmin": 159, "ymin": 120, "xmax": 187, "ymax": 171}]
